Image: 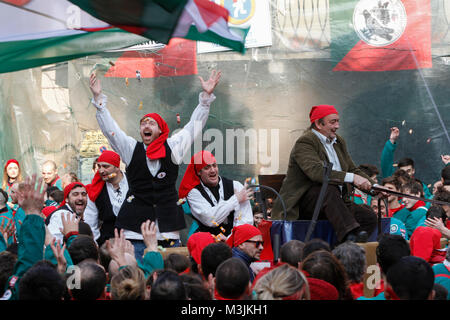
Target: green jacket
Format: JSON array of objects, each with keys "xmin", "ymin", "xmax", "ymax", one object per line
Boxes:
[{"xmin": 272, "ymin": 129, "xmax": 372, "ymax": 220}]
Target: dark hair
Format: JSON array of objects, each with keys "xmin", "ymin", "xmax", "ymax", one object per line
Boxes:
[
  {"xmin": 68, "ymin": 235, "xmax": 99, "ymax": 265},
  {"xmin": 150, "ymin": 270, "xmax": 187, "ymax": 300},
  {"xmin": 358, "ymin": 164, "xmax": 379, "ymax": 178},
  {"xmin": 49, "ymin": 190, "xmax": 64, "ymax": 203},
  {"xmin": 433, "ymin": 283, "xmax": 448, "ymax": 300},
  {"xmin": 392, "ymin": 169, "xmax": 413, "ymax": 185},
  {"xmin": 164, "ymin": 253, "xmax": 190, "ymax": 274},
  {"xmin": 309, "ymin": 118, "xmax": 325, "ymax": 130},
  {"xmin": 376, "ymin": 234, "xmax": 410, "ymax": 275},
  {"xmin": 78, "ymin": 221, "xmax": 94, "ymax": 238},
  {"xmin": 0, "ymin": 251, "xmax": 17, "ymax": 296},
  {"xmin": 46, "ymin": 186, "xmax": 60, "ymax": 198},
  {"xmin": 426, "ymin": 205, "xmax": 447, "ymax": 224},
  {"xmin": 434, "ymin": 188, "xmax": 450, "ymax": 204},
  {"xmin": 280, "ymin": 240, "xmax": 305, "ymax": 267},
  {"xmin": 300, "ymin": 250, "xmax": 353, "ymax": 300},
  {"xmin": 397, "ymin": 158, "xmax": 414, "ymax": 169},
  {"xmin": 386, "ymin": 256, "xmax": 434, "ymax": 300},
  {"xmin": 69, "ymin": 260, "xmax": 107, "ymax": 300},
  {"xmin": 179, "ymin": 273, "xmax": 212, "ymax": 300},
  {"xmin": 442, "ymin": 166, "xmax": 450, "ymax": 185},
  {"xmin": 332, "ymin": 242, "xmax": 366, "ymax": 283},
  {"xmin": 201, "ymin": 242, "xmax": 232, "ymax": 279},
  {"xmin": 215, "ymin": 258, "xmax": 250, "ymax": 299},
  {"xmin": 18, "ymin": 260, "xmax": 65, "ymax": 300},
  {"xmin": 401, "ymin": 180, "xmax": 423, "ymax": 197},
  {"xmin": 381, "ymin": 176, "xmax": 401, "ymax": 190},
  {"xmin": 302, "ymin": 238, "xmax": 331, "ymax": 260}
]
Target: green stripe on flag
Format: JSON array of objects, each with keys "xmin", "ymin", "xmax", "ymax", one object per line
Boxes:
[
  {"xmin": 0, "ymin": 28, "xmax": 147, "ymax": 74},
  {"xmin": 184, "ymin": 26, "xmax": 249, "ymax": 54}
]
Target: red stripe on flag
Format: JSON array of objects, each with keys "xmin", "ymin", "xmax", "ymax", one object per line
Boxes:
[
  {"xmin": 334, "ymin": 0, "xmax": 431, "ymax": 71},
  {"xmin": 193, "ymin": 0, "xmax": 229, "ymax": 27},
  {"xmin": 104, "ymin": 38, "xmax": 197, "ymax": 78}
]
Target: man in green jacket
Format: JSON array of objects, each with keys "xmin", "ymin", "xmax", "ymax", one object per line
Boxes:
[{"xmin": 272, "ymin": 105, "xmax": 377, "ymax": 242}]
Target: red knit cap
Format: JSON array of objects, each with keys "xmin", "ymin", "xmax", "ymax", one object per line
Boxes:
[
  {"xmin": 178, "ymin": 150, "xmax": 217, "ymax": 199},
  {"xmin": 141, "ymin": 113, "xmax": 169, "ymax": 160},
  {"xmin": 187, "ymin": 232, "xmax": 215, "ymax": 265},
  {"xmin": 226, "ymin": 224, "xmax": 262, "ymax": 248},
  {"xmin": 86, "ymin": 150, "xmax": 121, "ymax": 202},
  {"xmin": 59, "ymin": 182, "xmax": 86, "ymax": 207},
  {"xmin": 4, "ymin": 159, "xmax": 19, "ymax": 170},
  {"xmin": 309, "ymin": 105, "xmax": 339, "ymax": 123}
]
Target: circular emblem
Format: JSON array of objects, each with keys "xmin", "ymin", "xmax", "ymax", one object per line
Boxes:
[
  {"xmin": 390, "ymin": 223, "xmax": 399, "ymax": 234},
  {"xmin": 353, "ymin": 0, "xmax": 407, "ymax": 47},
  {"xmin": 157, "ymin": 172, "xmax": 166, "ymax": 179},
  {"xmin": 221, "ymin": 0, "xmax": 255, "ymax": 25}
]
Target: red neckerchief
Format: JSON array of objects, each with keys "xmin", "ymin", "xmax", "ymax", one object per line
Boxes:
[
  {"xmin": 409, "ymin": 200, "xmax": 426, "ymax": 212},
  {"xmin": 50, "ymin": 176, "xmax": 60, "ymax": 186},
  {"xmin": 388, "ymin": 204, "xmax": 405, "ymax": 217}
]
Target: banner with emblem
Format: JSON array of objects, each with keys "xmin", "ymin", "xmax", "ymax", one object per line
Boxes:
[
  {"xmin": 197, "ymin": 0, "xmax": 272, "ymax": 53},
  {"xmin": 331, "ymin": 0, "xmax": 432, "ymax": 71}
]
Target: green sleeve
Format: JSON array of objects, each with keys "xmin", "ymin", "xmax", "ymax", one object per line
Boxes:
[
  {"xmin": 4, "ymin": 214, "xmax": 45, "ymax": 300},
  {"xmin": 381, "ymin": 140, "xmax": 396, "ymax": 178},
  {"xmin": 0, "ymin": 234, "xmax": 6, "ymax": 253},
  {"xmin": 13, "ymin": 214, "xmax": 45, "ymax": 278},
  {"xmin": 138, "ymin": 251, "xmax": 164, "ymax": 278}
]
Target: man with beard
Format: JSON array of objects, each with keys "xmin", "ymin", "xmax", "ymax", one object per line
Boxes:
[
  {"xmin": 226, "ymin": 224, "xmax": 263, "ymax": 283},
  {"xmin": 47, "ymin": 182, "xmax": 88, "ymax": 241},
  {"xmin": 89, "ymin": 70, "xmax": 221, "ymax": 248},
  {"xmin": 178, "ymin": 150, "xmax": 254, "ymax": 237},
  {"xmin": 83, "ymin": 150, "xmax": 129, "ymax": 248}
]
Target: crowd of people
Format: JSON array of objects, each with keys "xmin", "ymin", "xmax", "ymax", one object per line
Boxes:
[{"xmin": 0, "ymin": 71, "xmax": 449, "ymax": 301}]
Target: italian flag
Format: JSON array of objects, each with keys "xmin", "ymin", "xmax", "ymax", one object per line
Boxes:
[
  {"xmin": 69, "ymin": 0, "xmax": 248, "ymax": 52},
  {"xmin": 331, "ymin": 0, "xmax": 431, "ymax": 71}
]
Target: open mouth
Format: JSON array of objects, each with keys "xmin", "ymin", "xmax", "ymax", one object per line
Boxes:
[{"xmin": 143, "ymin": 131, "xmax": 152, "ymax": 137}]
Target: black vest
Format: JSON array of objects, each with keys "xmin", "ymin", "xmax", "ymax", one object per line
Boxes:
[
  {"xmin": 95, "ymin": 186, "xmax": 117, "ymax": 247},
  {"xmin": 44, "ymin": 204, "xmax": 74, "ymax": 226},
  {"xmin": 115, "ymin": 141, "xmax": 186, "ymax": 233},
  {"xmin": 191, "ymin": 176, "xmax": 235, "ymax": 236}
]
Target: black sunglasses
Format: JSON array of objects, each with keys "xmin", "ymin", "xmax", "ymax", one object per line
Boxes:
[{"xmin": 245, "ymin": 240, "xmax": 263, "ymax": 247}]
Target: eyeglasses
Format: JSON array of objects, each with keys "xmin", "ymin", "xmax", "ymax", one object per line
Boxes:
[{"xmin": 245, "ymin": 240, "xmax": 263, "ymax": 247}]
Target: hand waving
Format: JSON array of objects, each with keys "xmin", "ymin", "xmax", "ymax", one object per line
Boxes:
[
  {"xmin": 199, "ymin": 69, "xmax": 222, "ymax": 95},
  {"xmin": 89, "ymin": 73, "xmax": 102, "ymax": 102},
  {"xmin": 16, "ymin": 174, "xmax": 46, "ymax": 216}
]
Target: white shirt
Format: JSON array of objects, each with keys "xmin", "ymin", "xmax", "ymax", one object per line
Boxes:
[
  {"xmin": 83, "ymin": 173, "xmax": 145, "ymax": 241},
  {"xmin": 311, "ymin": 129, "xmax": 354, "ymax": 183},
  {"xmin": 186, "ymin": 178, "xmax": 253, "ymax": 228},
  {"xmin": 92, "ymin": 91, "xmax": 216, "ymax": 240}
]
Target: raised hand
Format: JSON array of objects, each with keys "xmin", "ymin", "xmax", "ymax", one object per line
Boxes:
[
  {"xmin": 235, "ymin": 182, "xmax": 254, "ymax": 203},
  {"xmin": 0, "ymin": 219, "xmax": 15, "ymax": 244},
  {"xmin": 106, "ymin": 228, "xmax": 128, "ymax": 266},
  {"xmin": 49, "ymin": 238, "xmax": 67, "ymax": 275},
  {"xmin": 389, "ymin": 127, "xmax": 399, "ymax": 144},
  {"xmin": 141, "ymin": 220, "xmax": 158, "ymax": 252},
  {"xmin": 89, "ymin": 73, "xmax": 102, "ymax": 102},
  {"xmin": 199, "ymin": 69, "xmax": 222, "ymax": 95},
  {"xmin": 16, "ymin": 174, "xmax": 46, "ymax": 216},
  {"xmin": 441, "ymin": 155, "xmax": 450, "ymax": 166},
  {"xmin": 59, "ymin": 212, "xmax": 80, "ymax": 237}
]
